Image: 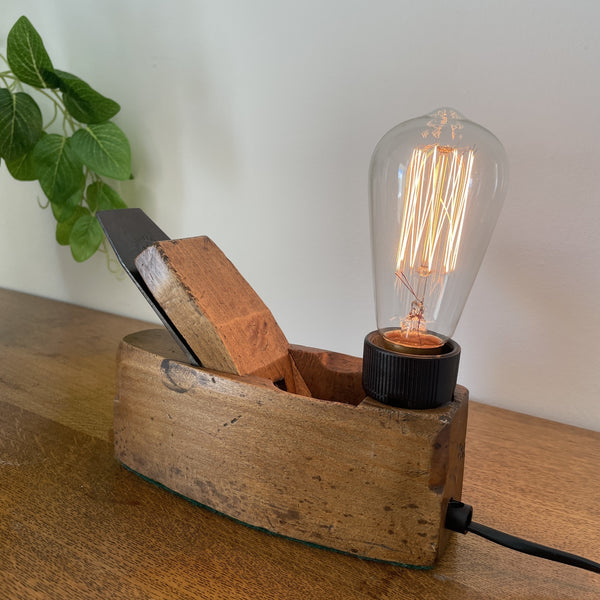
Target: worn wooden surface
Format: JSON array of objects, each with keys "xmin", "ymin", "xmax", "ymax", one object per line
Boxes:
[
  {"xmin": 135, "ymin": 237, "xmax": 300, "ymax": 392},
  {"xmin": 288, "ymin": 344, "xmax": 366, "ymax": 406},
  {"xmin": 1, "ymin": 288, "xmax": 599, "ymax": 598},
  {"xmin": 115, "ymin": 329, "xmax": 467, "ymax": 566}
]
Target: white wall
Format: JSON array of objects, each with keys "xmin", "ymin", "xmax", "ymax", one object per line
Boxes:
[{"xmin": 1, "ymin": 1, "xmax": 599, "ymax": 431}]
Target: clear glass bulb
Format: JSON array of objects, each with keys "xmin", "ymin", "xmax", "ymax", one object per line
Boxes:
[{"xmin": 369, "ymin": 108, "xmax": 508, "ymax": 353}]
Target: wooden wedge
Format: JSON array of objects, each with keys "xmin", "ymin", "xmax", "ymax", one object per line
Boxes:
[{"xmin": 135, "ymin": 236, "xmax": 308, "ymax": 394}]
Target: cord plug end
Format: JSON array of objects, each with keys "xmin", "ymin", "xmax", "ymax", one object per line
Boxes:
[{"xmin": 445, "ymin": 499, "xmax": 473, "ymax": 534}]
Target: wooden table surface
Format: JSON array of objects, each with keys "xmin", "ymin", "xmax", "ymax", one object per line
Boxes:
[{"xmin": 0, "ymin": 287, "xmax": 598, "ymax": 599}]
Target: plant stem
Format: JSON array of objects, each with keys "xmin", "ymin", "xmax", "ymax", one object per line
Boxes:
[
  {"xmin": 34, "ymin": 87, "xmax": 78, "ymax": 135},
  {"xmin": 0, "ymin": 72, "xmax": 19, "ymax": 91}
]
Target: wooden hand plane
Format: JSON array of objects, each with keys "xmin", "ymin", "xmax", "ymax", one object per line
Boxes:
[{"xmin": 98, "ymin": 209, "xmax": 468, "ymax": 568}]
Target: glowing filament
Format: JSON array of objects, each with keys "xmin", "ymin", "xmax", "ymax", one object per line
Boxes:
[
  {"xmin": 387, "ymin": 144, "xmax": 474, "ymax": 349},
  {"xmin": 396, "ymin": 145, "xmax": 474, "ymax": 277}
]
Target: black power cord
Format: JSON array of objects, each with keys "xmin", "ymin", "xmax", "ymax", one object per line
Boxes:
[{"xmin": 445, "ymin": 499, "xmax": 600, "ymax": 574}]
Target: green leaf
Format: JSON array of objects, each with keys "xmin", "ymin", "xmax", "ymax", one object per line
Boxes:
[
  {"xmin": 71, "ymin": 122, "xmax": 131, "ymax": 180},
  {"xmin": 55, "ymin": 70, "xmax": 120, "ymax": 124},
  {"xmin": 56, "ymin": 205, "xmax": 88, "ymax": 246},
  {"xmin": 86, "ymin": 181, "xmax": 127, "ymax": 212},
  {"xmin": 0, "ymin": 88, "xmax": 43, "ymax": 160},
  {"xmin": 51, "ymin": 186, "xmax": 84, "ymax": 223},
  {"xmin": 6, "ymin": 130, "xmax": 47, "ymax": 180},
  {"xmin": 69, "ymin": 211, "xmax": 104, "ymax": 261},
  {"xmin": 33, "ymin": 134, "xmax": 84, "ymax": 203},
  {"xmin": 6, "ymin": 16, "xmax": 58, "ymax": 89},
  {"xmin": 5, "ymin": 147, "xmax": 37, "ymax": 180}
]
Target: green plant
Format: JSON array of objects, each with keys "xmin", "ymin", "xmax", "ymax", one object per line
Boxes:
[{"xmin": 0, "ymin": 15, "xmax": 131, "ymax": 262}]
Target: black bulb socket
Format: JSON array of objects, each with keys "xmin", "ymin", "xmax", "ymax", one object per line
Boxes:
[{"xmin": 362, "ymin": 330, "xmax": 461, "ymax": 409}]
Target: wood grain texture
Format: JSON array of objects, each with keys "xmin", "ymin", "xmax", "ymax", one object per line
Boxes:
[
  {"xmin": 0, "ymin": 288, "xmax": 149, "ymax": 441},
  {"xmin": 134, "ymin": 237, "xmax": 300, "ymax": 392},
  {"xmin": 1, "ymin": 288, "xmax": 599, "ymax": 599},
  {"xmin": 114, "ymin": 329, "xmax": 468, "ymax": 567},
  {"xmin": 288, "ymin": 344, "xmax": 365, "ymax": 406}
]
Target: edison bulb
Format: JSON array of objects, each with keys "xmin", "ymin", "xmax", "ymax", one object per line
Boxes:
[
  {"xmin": 369, "ymin": 108, "xmax": 508, "ymax": 354},
  {"xmin": 363, "ymin": 108, "xmax": 508, "ymax": 409}
]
